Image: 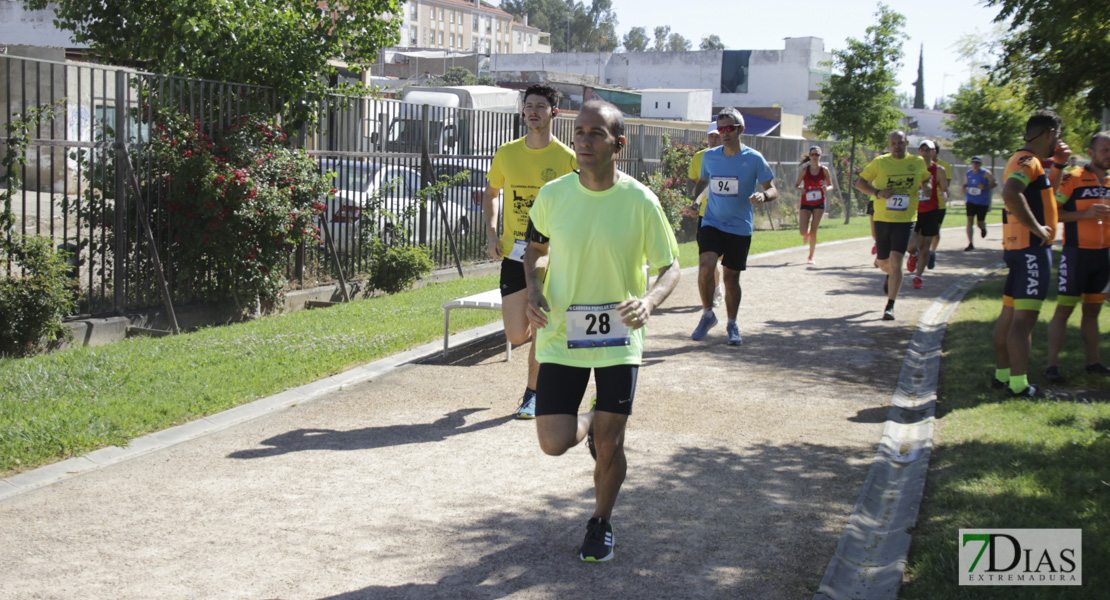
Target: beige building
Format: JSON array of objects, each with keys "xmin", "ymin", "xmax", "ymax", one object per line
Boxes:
[{"xmin": 400, "ymin": 0, "xmax": 551, "ymax": 54}]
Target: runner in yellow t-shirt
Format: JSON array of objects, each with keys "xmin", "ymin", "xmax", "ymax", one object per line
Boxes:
[
  {"xmin": 482, "ymin": 84, "xmax": 577, "ymax": 419},
  {"xmin": 854, "ymin": 130, "xmax": 931, "ymax": 320},
  {"xmin": 686, "ymin": 122, "xmax": 722, "ymax": 306},
  {"xmin": 523, "ymin": 100, "xmax": 680, "ymax": 563}
]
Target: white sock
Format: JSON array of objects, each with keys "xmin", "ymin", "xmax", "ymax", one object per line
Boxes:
[
  {"xmin": 728, "ymin": 319, "xmax": 737, "ymax": 326},
  {"xmin": 703, "ymin": 307, "xmax": 714, "ymax": 316}
]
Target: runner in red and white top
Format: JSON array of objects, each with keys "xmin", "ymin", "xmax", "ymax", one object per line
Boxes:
[{"xmin": 794, "ymin": 145, "xmax": 834, "ymax": 264}]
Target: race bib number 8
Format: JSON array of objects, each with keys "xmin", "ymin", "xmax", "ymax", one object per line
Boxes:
[
  {"xmin": 566, "ymin": 303, "xmax": 631, "ymax": 349},
  {"xmin": 886, "ymin": 194, "xmax": 910, "ymax": 211},
  {"xmin": 967, "ymin": 187, "xmax": 981, "ymax": 196},
  {"xmin": 806, "ymin": 190, "xmax": 823, "ymax": 202},
  {"xmin": 507, "ymin": 239, "xmax": 527, "ymax": 262},
  {"xmin": 710, "ymin": 176, "xmax": 739, "ymax": 197}
]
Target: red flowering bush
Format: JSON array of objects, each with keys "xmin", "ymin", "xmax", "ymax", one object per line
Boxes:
[
  {"xmin": 645, "ymin": 133, "xmax": 699, "ymax": 237},
  {"xmin": 146, "ymin": 111, "xmax": 331, "ymax": 311}
]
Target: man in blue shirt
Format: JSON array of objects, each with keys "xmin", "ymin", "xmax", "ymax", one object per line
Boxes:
[{"xmin": 690, "ymin": 107, "xmax": 778, "ymax": 345}]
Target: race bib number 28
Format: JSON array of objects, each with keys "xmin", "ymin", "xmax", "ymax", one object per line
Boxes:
[{"xmin": 566, "ymin": 303, "xmax": 631, "ymax": 349}]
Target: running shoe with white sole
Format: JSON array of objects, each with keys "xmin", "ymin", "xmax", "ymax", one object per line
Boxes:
[
  {"xmin": 579, "ymin": 517, "xmax": 615, "ymax": 562},
  {"xmin": 1010, "ymin": 384, "xmax": 1045, "ymax": 399},
  {"xmin": 516, "ymin": 391, "xmax": 536, "ymax": 419},
  {"xmin": 691, "ymin": 311, "xmax": 718, "ymax": 341},
  {"xmin": 883, "ymin": 306, "xmax": 895, "ymax": 320},
  {"xmin": 807, "ymin": 256, "xmax": 815, "ymax": 265}
]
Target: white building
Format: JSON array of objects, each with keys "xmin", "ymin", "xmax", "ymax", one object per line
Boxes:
[
  {"xmin": 491, "ymin": 37, "xmax": 832, "ymax": 121},
  {"xmin": 640, "ymin": 89, "xmax": 714, "ymax": 121}
]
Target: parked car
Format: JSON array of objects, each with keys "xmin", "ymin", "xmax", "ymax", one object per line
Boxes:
[
  {"xmin": 431, "ymin": 157, "xmax": 495, "ymax": 237},
  {"xmin": 317, "ymin": 159, "xmax": 472, "ymax": 250}
]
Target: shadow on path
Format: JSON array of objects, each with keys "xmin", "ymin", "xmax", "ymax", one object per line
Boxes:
[
  {"xmin": 227, "ymin": 409, "xmax": 514, "ymax": 459},
  {"xmin": 311, "ymin": 439, "xmax": 864, "ymax": 600}
]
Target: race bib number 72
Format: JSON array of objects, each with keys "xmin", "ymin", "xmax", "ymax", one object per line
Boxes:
[{"xmin": 886, "ymin": 194, "xmax": 910, "ymax": 211}]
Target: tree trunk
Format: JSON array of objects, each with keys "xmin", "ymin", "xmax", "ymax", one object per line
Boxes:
[{"xmin": 844, "ymin": 137, "xmax": 857, "ymax": 225}]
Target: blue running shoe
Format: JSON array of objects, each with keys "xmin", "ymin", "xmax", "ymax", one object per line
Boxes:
[
  {"xmin": 927, "ymin": 251, "xmax": 936, "ymax": 270},
  {"xmin": 516, "ymin": 390, "xmax": 536, "ymax": 419},
  {"xmin": 726, "ymin": 322, "xmax": 742, "ymax": 346},
  {"xmin": 691, "ymin": 311, "xmax": 718, "ymax": 341}
]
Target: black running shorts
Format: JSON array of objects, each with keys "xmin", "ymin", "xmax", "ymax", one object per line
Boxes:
[
  {"xmin": 697, "ymin": 225, "xmax": 752, "ymax": 271},
  {"xmin": 535, "ymin": 363, "xmax": 639, "ymax": 417}
]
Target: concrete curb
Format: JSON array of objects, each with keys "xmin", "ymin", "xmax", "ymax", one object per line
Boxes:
[{"xmin": 814, "ymin": 260, "xmax": 1005, "ymax": 600}]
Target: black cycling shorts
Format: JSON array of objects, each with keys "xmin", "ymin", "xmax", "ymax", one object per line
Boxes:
[{"xmin": 535, "ymin": 363, "xmax": 639, "ymax": 416}]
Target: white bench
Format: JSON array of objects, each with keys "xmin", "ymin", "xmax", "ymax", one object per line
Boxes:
[{"xmin": 442, "ymin": 288, "xmax": 511, "ymax": 360}]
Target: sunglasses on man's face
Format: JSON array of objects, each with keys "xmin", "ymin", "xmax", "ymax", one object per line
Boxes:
[{"xmin": 717, "ymin": 124, "xmax": 741, "ymax": 133}]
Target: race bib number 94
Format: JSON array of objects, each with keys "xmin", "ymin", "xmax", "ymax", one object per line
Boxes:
[
  {"xmin": 886, "ymin": 194, "xmax": 910, "ymax": 211},
  {"xmin": 710, "ymin": 176, "xmax": 739, "ymax": 197},
  {"xmin": 566, "ymin": 303, "xmax": 631, "ymax": 349}
]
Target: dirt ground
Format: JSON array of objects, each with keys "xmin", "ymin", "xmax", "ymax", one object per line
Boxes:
[{"xmin": 0, "ymin": 228, "xmax": 1003, "ymax": 599}]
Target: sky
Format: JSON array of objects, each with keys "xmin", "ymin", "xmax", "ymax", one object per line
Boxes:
[{"xmin": 518, "ymin": 0, "xmax": 1007, "ymax": 109}]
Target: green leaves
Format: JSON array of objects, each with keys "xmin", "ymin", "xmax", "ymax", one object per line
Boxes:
[
  {"xmin": 811, "ymin": 3, "xmax": 907, "ymax": 150},
  {"xmin": 24, "ymin": 0, "xmax": 402, "ymax": 129},
  {"xmin": 945, "ymin": 77, "xmax": 1030, "ymax": 161}
]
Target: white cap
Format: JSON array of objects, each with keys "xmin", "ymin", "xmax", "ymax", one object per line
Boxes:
[
  {"xmin": 919, "ymin": 139, "xmax": 937, "ymax": 150},
  {"xmin": 707, "ymin": 122, "xmax": 719, "ymax": 136}
]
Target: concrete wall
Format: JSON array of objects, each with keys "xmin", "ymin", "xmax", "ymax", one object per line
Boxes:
[
  {"xmin": 0, "ymin": 2, "xmax": 81, "ymax": 48},
  {"xmin": 491, "ymin": 38, "xmax": 830, "ymax": 123}
]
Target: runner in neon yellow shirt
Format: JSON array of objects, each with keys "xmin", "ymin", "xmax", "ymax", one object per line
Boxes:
[
  {"xmin": 482, "ymin": 84, "xmax": 577, "ymax": 419},
  {"xmin": 523, "ymin": 100, "xmax": 680, "ymax": 563}
]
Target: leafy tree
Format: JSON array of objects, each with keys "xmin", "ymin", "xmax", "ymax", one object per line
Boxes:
[
  {"xmin": 501, "ymin": 0, "xmax": 618, "ymax": 53},
  {"xmin": 810, "ymin": 3, "xmax": 907, "ymax": 223},
  {"xmin": 622, "ymin": 26, "xmax": 649, "ymax": 52},
  {"xmin": 700, "ymin": 35, "xmax": 726, "ymax": 51},
  {"xmin": 426, "ymin": 66, "xmax": 494, "ymax": 87},
  {"xmin": 985, "ymin": 0, "xmax": 1110, "ymax": 115},
  {"xmin": 23, "ymin": 0, "xmax": 403, "ymax": 129},
  {"xmin": 667, "ymin": 33, "xmax": 692, "ymax": 52},
  {"xmin": 652, "ymin": 26, "xmax": 670, "ymax": 51},
  {"xmin": 944, "ymin": 76, "xmax": 1029, "ymax": 167}
]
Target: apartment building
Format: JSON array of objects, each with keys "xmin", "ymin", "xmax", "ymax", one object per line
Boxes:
[{"xmin": 400, "ymin": 0, "xmax": 550, "ymax": 54}]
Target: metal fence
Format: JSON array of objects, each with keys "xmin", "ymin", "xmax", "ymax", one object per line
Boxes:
[{"xmin": 3, "ymin": 53, "xmax": 845, "ymax": 317}]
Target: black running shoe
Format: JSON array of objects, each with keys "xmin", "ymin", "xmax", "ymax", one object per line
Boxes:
[
  {"xmin": 1045, "ymin": 366, "xmax": 1066, "ymax": 384},
  {"xmin": 1010, "ymin": 384, "xmax": 1045, "ymax": 399},
  {"xmin": 883, "ymin": 307, "xmax": 895, "ymax": 321},
  {"xmin": 980, "ymin": 224, "xmax": 987, "ymax": 238},
  {"xmin": 579, "ymin": 517, "xmax": 615, "ymax": 562},
  {"xmin": 1085, "ymin": 363, "xmax": 1110, "ymax": 375},
  {"xmin": 965, "ymin": 244, "xmax": 975, "ymax": 251},
  {"xmin": 991, "ymin": 376, "xmax": 1007, "ymax": 390}
]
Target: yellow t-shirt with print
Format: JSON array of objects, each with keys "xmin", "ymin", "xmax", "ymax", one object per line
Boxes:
[
  {"xmin": 859, "ymin": 154, "xmax": 930, "ymax": 223},
  {"xmin": 688, "ymin": 148, "xmax": 710, "ymax": 217},
  {"xmin": 486, "ymin": 137, "xmax": 577, "ymax": 259}
]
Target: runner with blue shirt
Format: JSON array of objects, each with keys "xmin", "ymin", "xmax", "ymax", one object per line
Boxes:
[
  {"xmin": 964, "ymin": 156, "xmax": 996, "ymax": 250},
  {"xmin": 690, "ymin": 107, "xmax": 778, "ymax": 345}
]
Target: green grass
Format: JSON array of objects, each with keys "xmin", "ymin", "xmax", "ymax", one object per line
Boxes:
[
  {"xmin": 902, "ymin": 273, "xmax": 1110, "ymax": 597},
  {"xmin": 0, "ymin": 275, "xmax": 503, "ymax": 473}
]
